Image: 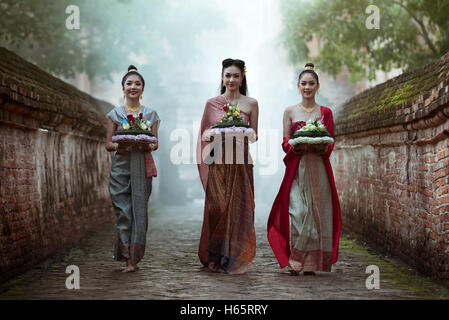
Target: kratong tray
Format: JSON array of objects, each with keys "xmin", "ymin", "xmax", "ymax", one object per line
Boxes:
[
  {"xmin": 292, "ymin": 131, "xmax": 331, "ymax": 138},
  {"xmin": 114, "ymin": 129, "xmax": 154, "ymax": 136},
  {"xmin": 212, "ymin": 121, "xmax": 250, "ymax": 129},
  {"xmin": 289, "ymin": 134, "xmax": 334, "ymax": 145}
]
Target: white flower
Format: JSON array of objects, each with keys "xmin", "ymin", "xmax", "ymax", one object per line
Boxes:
[
  {"xmin": 123, "ymin": 122, "xmax": 130, "ymax": 130},
  {"xmin": 139, "ymin": 122, "xmax": 148, "ymax": 130}
]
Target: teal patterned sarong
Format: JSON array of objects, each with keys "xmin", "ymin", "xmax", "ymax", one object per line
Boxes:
[
  {"xmin": 107, "ymin": 105, "xmax": 160, "ymax": 265},
  {"xmin": 109, "ymin": 151, "xmax": 153, "ymax": 265}
]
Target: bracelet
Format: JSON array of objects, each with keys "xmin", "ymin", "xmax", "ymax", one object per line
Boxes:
[{"xmin": 114, "ymin": 144, "xmax": 118, "ymax": 151}]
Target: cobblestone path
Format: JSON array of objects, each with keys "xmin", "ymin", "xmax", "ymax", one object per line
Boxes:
[{"xmin": 0, "ymin": 202, "xmax": 448, "ymax": 300}]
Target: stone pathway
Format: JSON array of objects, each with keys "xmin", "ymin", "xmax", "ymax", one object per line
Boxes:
[{"xmin": 0, "ymin": 202, "xmax": 448, "ymax": 300}]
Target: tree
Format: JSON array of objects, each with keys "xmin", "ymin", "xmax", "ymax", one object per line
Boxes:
[
  {"xmin": 280, "ymin": 0, "xmax": 449, "ymax": 81},
  {"xmin": 0, "ymin": 0, "xmax": 223, "ymax": 205},
  {"xmin": 0, "ymin": 0, "xmax": 221, "ymax": 81}
]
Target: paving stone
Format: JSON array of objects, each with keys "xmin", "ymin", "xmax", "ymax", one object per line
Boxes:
[{"xmin": 0, "ymin": 203, "xmax": 448, "ymax": 300}]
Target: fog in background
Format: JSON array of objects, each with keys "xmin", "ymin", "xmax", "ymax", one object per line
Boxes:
[{"xmin": 64, "ymin": 0, "xmax": 354, "ymax": 219}]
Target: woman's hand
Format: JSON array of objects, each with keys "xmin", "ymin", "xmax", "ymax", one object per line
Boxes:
[
  {"xmin": 151, "ymin": 142, "xmax": 158, "ymax": 151},
  {"xmin": 116, "ymin": 142, "xmax": 134, "ymax": 155},
  {"xmin": 293, "ymin": 143, "xmax": 309, "ymax": 154},
  {"xmin": 134, "ymin": 141, "xmax": 157, "ymax": 152},
  {"xmin": 310, "ymin": 143, "xmax": 328, "ymax": 155},
  {"xmin": 134, "ymin": 141, "xmax": 149, "ymax": 152}
]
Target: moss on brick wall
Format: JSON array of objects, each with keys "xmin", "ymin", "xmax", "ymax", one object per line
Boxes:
[
  {"xmin": 335, "ymin": 51, "xmax": 449, "ymax": 135},
  {"xmin": 332, "ymin": 51, "xmax": 449, "ymax": 279}
]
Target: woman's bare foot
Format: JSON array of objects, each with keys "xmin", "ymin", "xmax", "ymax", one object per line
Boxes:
[
  {"xmin": 289, "ymin": 270, "xmax": 300, "ymax": 276},
  {"xmin": 121, "ymin": 265, "xmax": 137, "ymax": 273},
  {"xmin": 303, "ymin": 271, "xmax": 316, "ymax": 276},
  {"xmin": 121, "ymin": 259, "xmax": 137, "ymax": 273},
  {"xmin": 208, "ymin": 262, "xmax": 220, "ymax": 272}
]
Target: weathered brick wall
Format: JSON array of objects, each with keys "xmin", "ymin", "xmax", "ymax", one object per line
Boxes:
[
  {"xmin": 332, "ymin": 52, "xmax": 449, "ymax": 278},
  {"xmin": 0, "ymin": 47, "xmax": 115, "ymax": 282}
]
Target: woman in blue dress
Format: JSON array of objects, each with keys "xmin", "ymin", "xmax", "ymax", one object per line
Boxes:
[{"xmin": 105, "ymin": 65, "xmax": 160, "ymax": 272}]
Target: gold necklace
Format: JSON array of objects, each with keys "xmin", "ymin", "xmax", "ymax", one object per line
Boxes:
[
  {"xmin": 223, "ymin": 94, "xmax": 240, "ymax": 107},
  {"xmin": 299, "ymin": 103, "xmax": 317, "ymax": 116},
  {"xmin": 125, "ymin": 104, "xmax": 141, "ymax": 113}
]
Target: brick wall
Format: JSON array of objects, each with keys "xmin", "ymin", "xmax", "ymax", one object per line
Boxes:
[
  {"xmin": 0, "ymin": 47, "xmax": 115, "ymax": 283},
  {"xmin": 332, "ymin": 51, "xmax": 449, "ymax": 278}
]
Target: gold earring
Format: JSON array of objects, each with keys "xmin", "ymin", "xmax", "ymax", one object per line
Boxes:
[
  {"xmin": 140, "ymin": 95, "xmax": 143, "ymax": 100},
  {"xmin": 123, "ymin": 94, "xmax": 126, "ymax": 99}
]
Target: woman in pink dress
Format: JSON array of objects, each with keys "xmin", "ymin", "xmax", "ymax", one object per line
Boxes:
[
  {"xmin": 197, "ymin": 58, "xmax": 259, "ymax": 274},
  {"xmin": 267, "ymin": 63, "xmax": 341, "ymax": 275}
]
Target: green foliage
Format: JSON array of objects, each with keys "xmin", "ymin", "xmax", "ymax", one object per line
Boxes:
[
  {"xmin": 114, "ymin": 129, "xmax": 154, "ymax": 136},
  {"xmin": 280, "ymin": 0, "xmax": 449, "ymax": 81},
  {"xmin": 0, "ymin": 0, "xmax": 224, "ymax": 205},
  {"xmin": 0, "ymin": 0, "xmax": 222, "ymax": 81},
  {"xmin": 212, "ymin": 121, "xmax": 250, "ymax": 128}
]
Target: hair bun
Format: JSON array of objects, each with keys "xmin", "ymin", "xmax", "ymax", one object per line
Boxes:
[
  {"xmin": 222, "ymin": 58, "xmax": 233, "ymax": 66},
  {"xmin": 235, "ymin": 59, "xmax": 245, "ymax": 67},
  {"xmin": 128, "ymin": 65, "xmax": 138, "ymax": 72},
  {"xmin": 304, "ymin": 62, "xmax": 314, "ymax": 70}
]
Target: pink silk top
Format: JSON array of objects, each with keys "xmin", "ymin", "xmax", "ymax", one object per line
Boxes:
[{"xmin": 197, "ymin": 95, "xmax": 250, "ymax": 191}]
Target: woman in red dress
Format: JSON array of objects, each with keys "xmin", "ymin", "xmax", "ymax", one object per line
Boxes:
[{"xmin": 267, "ymin": 63, "xmax": 341, "ymax": 275}]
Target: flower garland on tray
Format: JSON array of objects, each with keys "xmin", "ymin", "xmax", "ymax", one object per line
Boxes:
[
  {"xmin": 112, "ymin": 113, "xmax": 158, "ymax": 144},
  {"xmin": 202, "ymin": 103, "xmax": 257, "ymax": 143},
  {"xmin": 288, "ymin": 118, "xmax": 334, "ymax": 145}
]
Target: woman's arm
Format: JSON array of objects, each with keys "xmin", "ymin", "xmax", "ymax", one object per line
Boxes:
[
  {"xmin": 284, "ymin": 108, "xmax": 309, "ymax": 155},
  {"xmin": 309, "ymin": 108, "xmax": 334, "ymax": 156},
  {"xmin": 282, "ymin": 108, "xmax": 296, "ymax": 154},
  {"xmin": 105, "ymin": 118, "xmax": 118, "ymax": 152},
  {"xmin": 249, "ymin": 100, "xmax": 259, "ymax": 141},
  {"xmin": 150, "ymin": 120, "xmax": 160, "ymax": 151},
  {"xmin": 282, "ymin": 107, "xmax": 291, "ymax": 139},
  {"xmin": 323, "ymin": 108, "xmax": 335, "ymax": 157}
]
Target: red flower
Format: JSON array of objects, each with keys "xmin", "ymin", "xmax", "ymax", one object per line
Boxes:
[
  {"xmin": 223, "ymin": 106, "xmax": 229, "ymax": 112},
  {"xmin": 139, "ymin": 113, "xmax": 143, "ymax": 119},
  {"xmin": 298, "ymin": 121, "xmax": 307, "ymax": 129},
  {"xmin": 127, "ymin": 114, "xmax": 135, "ymax": 121}
]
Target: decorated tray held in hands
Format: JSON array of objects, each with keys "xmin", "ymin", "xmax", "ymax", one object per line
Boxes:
[
  {"xmin": 202, "ymin": 103, "xmax": 257, "ymax": 143},
  {"xmin": 289, "ymin": 119, "xmax": 334, "ymax": 146},
  {"xmin": 112, "ymin": 113, "xmax": 158, "ymax": 145}
]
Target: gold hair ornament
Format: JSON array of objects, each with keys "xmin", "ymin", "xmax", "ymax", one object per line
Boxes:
[
  {"xmin": 304, "ymin": 65, "xmax": 314, "ymax": 71},
  {"xmin": 128, "ymin": 68, "xmax": 138, "ymax": 73}
]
